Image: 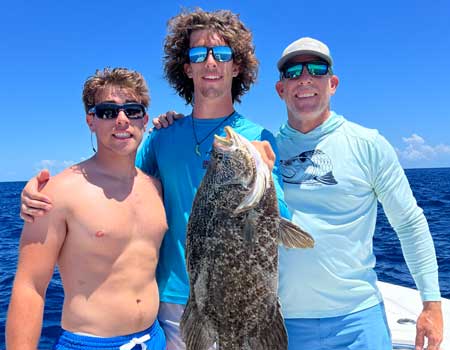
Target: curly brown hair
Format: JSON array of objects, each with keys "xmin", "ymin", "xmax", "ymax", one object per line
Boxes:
[
  {"xmin": 164, "ymin": 8, "xmax": 258, "ymax": 104},
  {"xmin": 82, "ymin": 67, "xmax": 150, "ymax": 113}
]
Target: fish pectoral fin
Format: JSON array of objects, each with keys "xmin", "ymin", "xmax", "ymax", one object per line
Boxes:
[
  {"xmin": 180, "ymin": 300, "xmax": 215, "ymax": 350},
  {"xmin": 242, "ymin": 210, "xmax": 257, "ymax": 244},
  {"xmin": 279, "ymin": 218, "xmax": 314, "ymax": 249}
]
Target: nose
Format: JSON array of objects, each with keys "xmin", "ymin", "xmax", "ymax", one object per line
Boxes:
[
  {"xmin": 115, "ymin": 109, "xmax": 130, "ymax": 126},
  {"xmin": 297, "ymin": 68, "xmax": 313, "ymax": 84},
  {"xmin": 205, "ymin": 49, "xmax": 218, "ymax": 68}
]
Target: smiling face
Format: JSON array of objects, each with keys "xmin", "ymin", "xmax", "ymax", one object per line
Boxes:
[
  {"xmin": 184, "ymin": 30, "xmax": 239, "ymax": 107},
  {"xmin": 276, "ymin": 54, "xmax": 339, "ymax": 133},
  {"xmin": 86, "ymin": 85, "xmax": 148, "ymax": 157}
]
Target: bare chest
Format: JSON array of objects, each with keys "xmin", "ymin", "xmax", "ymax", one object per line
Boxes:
[{"xmin": 62, "ymin": 185, "xmax": 167, "ymax": 255}]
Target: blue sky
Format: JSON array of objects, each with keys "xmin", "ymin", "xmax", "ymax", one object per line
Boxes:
[{"xmin": 1, "ymin": 0, "xmax": 449, "ymax": 181}]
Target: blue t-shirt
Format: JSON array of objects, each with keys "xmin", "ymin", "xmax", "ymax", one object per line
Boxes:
[
  {"xmin": 277, "ymin": 111, "xmax": 440, "ymax": 318},
  {"xmin": 136, "ymin": 112, "xmax": 289, "ymax": 304}
]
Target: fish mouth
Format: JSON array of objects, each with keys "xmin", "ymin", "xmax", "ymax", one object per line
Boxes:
[{"xmin": 214, "ymin": 126, "xmax": 235, "ymax": 149}]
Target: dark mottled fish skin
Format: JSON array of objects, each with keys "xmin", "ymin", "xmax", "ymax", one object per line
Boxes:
[{"xmin": 181, "ymin": 127, "xmax": 313, "ymax": 350}]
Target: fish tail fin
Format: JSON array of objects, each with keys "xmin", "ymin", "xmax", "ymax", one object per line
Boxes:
[
  {"xmin": 279, "ymin": 217, "xmax": 314, "ymax": 248},
  {"xmin": 180, "ymin": 300, "xmax": 215, "ymax": 350},
  {"xmin": 249, "ymin": 305, "xmax": 288, "ymax": 350}
]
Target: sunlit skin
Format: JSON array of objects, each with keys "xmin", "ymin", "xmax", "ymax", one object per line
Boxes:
[
  {"xmin": 184, "ymin": 29, "xmax": 239, "ymax": 119},
  {"xmin": 275, "ymin": 54, "xmax": 339, "ymax": 134},
  {"xmin": 6, "ymin": 85, "xmax": 168, "ymax": 349},
  {"xmin": 88, "ymin": 86, "xmax": 148, "ymax": 167}
]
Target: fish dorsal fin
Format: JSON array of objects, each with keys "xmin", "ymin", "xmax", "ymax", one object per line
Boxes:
[
  {"xmin": 234, "ymin": 139, "xmax": 271, "ymax": 214},
  {"xmin": 279, "ymin": 218, "xmax": 314, "ymax": 249}
]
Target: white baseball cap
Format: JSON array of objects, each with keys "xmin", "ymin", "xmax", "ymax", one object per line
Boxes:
[{"xmin": 277, "ymin": 37, "xmax": 333, "ymax": 70}]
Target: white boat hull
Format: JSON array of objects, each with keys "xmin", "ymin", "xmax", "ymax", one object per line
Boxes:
[{"xmin": 378, "ymin": 281, "xmax": 450, "ymax": 349}]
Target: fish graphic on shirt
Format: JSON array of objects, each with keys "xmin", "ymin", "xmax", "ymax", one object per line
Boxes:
[{"xmin": 280, "ymin": 149, "xmax": 338, "ymax": 185}]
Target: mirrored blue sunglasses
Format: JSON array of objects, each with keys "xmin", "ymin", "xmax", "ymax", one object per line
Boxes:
[
  {"xmin": 280, "ymin": 62, "xmax": 330, "ymax": 80},
  {"xmin": 188, "ymin": 46, "xmax": 234, "ymax": 63}
]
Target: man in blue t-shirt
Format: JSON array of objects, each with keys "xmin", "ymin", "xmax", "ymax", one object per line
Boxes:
[
  {"xmin": 275, "ymin": 37, "xmax": 443, "ymax": 350},
  {"xmin": 135, "ymin": 9, "xmax": 290, "ymax": 348}
]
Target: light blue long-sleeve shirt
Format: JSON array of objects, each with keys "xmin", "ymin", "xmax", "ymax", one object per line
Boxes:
[
  {"xmin": 136, "ymin": 112, "xmax": 289, "ymax": 305},
  {"xmin": 277, "ymin": 111, "xmax": 440, "ymax": 318}
]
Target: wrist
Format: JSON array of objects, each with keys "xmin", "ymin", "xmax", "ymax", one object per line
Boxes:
[{"xmin": 423, "ymin": 300, "xmax": 442, "ymax": 311}]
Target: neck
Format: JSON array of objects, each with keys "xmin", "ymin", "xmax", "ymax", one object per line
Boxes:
[
  {"xmin": 192, "ymin": 95, "xmax": 234, "ymax": 120},
  {"xmin": 288, "ymin": 110, "xmax": 331, "ymax": 134},
  {"xmin": 90, "ymin": 149, "xmax": 138, "ymax": 181}
]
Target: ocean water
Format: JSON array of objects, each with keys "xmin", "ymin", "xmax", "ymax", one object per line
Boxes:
[{"xmin": 0, "ymin": 168, "xmax": 449, "ymax": 349}]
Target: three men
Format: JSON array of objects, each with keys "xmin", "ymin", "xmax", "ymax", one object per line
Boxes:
[
  {"xmin": 7, "ymin": 68, "xmax": 167, "ymax": 350},
  {"xmin": 13, "ymin": 9, "xmax": 444, "ymax": 350}
]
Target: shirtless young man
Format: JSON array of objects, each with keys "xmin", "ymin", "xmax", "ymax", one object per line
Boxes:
[{"xmin": 6, "ymin": 68, "xmax": 167, "ymax": 350}]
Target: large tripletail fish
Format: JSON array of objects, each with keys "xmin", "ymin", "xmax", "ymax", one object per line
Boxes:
[{"xmin": 180, "ymin": 126, "xmax": 314, "ymax": 350}]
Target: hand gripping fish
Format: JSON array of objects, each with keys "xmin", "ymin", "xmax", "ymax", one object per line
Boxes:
[{"xmin": 180, "ymin": 126, "xmax": 314, "ymax": 350}]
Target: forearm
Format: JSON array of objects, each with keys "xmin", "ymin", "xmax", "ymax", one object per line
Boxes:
[
  {"xmin": 6, "ymin": 283, "xmax": 46, "ymax": 350},
  {"xmin": 395, "ymin": 211, "xmax": 440, "ymax": 301}
]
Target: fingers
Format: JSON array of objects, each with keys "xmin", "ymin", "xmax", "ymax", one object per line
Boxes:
[
  {"xmin": 424, "ymin": 333, "xmax": 442, "ymax": 350},
  {"xmin": 20, "ymin": 203, "xmax": 48, "ymax": 220},
  {"xmin": 415, "ymin": 302, "xmax": 443, "ymax": 350},
  {"xmin": 251, "ymin": 141, "xmax": 275, "ymax": 171},
  {"xmin": 152, "ymin": 111, "xmax": 185, "ymax": 129},
  {"xmin": 415, "ymin": 329, "xmax": 425, "ymax": 350},
  {"xmin": 20, "ymin": 172, "xmax": 52, "ymax": 222},
  {"xmin": 19, "ymin": 211, "xmax": 34, "ymax": 223},
  {"xmin": 37, "ymin": 169, "xmax": 50, "ymax": 184},
  {"xmin": 21, "ymin": 179, "xmax": 52, "ymax": 205},
  {"xmin": 415, "ymin": 324, "xmax": 442, "ymax": 350},
  {"xmin": 173, "ymin": 112, "xmax": 185, "ymax": 120},
  {"xmin": 20, "ymin": 196, "xmax": 52, "ymax": 222},
  {"xmin": 152, "ymin": 116, "xmax": 163, "ymax": 130}
]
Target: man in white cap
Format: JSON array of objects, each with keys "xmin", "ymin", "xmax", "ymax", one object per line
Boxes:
[{"xmin": 275, "ymin": 37, "xmax": 443, "ymax": 350}]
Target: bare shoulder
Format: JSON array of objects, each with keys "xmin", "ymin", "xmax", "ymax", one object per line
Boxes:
[
  {"xmin": 41, "ymin": 162, "xmax": 88, "ymax": 207},
  {"xmin": 20, "ymin": 164, "xmax": 87, "ymax": 244},
  {"xmin": 136, "ymin": 168, "xmax": 163, "ymax": 196}
]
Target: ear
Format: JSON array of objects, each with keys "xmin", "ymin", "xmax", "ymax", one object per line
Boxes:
[
  {"xmin": 86, "ymin": 114, "xmax": 95, "ymax": 131},
  {"xmin": 143, "ymin": 114, "xmax": 149, "ymax": 130},
  {"xmin": 329, "ymin": 75, "xmax": 339, "ymax": 95},
  {"xmin": 275, "ymin": 81, "xmax": 285, "ymax": 99},
  {"xmin": 232, "ymin": 63, "xmax": 239, "ymax": 77},
  {"xmin": 184, "ymin": 63, "xmax": 193, "ymax": 78}
]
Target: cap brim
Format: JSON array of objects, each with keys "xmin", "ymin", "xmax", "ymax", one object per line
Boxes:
[{"xmin": 277, "ymin": 50, "xmax": 333, "ymax": 71}]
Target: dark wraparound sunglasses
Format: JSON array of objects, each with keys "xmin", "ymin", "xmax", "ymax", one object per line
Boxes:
[
  {"xmin": 88, "ymin": 103, "xmax": 146, "ymax": 120},
  {"xmin": 188, "ymin": 46, "xmax": 233, "ymax": 63},
  {"xmin": 280, "ymin": 62, "xmax": 331, "ymax": 80}
]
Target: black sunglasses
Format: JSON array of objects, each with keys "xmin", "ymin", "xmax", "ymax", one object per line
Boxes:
[
  {"xmin": 88, "ymin": 103, "xmax": 146, "ymax": 120},
  {"xmin": 280, "ymin": 62, "xmax": 331, "ymax": 80},
  {"xmin": 188, "ymin": 46, "xmax": 234, "ymax": 63}
]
